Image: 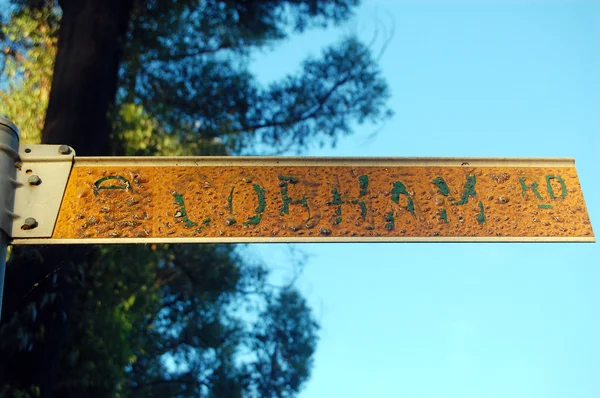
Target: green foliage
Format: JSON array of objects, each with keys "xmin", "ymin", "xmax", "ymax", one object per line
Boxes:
[
  {"xmin": 54, "ymin": 246, "xmax": 162, "ymax": 397},
  {"xmin": 120, "ymin": 0, "xmax": 391, "ymax": 155},
  {"xmin": 0, "ymin": 6, "xmax": 58, "ymax": 143},
  {"xmin": 249, "ymin": 289, "xmax": 320, "ymax": 398},
  {"xmin": 110, "ymin": 103, "xmax": 228, "ymax": 156}
]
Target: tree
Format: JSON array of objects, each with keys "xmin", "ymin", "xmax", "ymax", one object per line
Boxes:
[{"xmin": 0, "ymin": 0, "xmax": 391, "ymax": 396}]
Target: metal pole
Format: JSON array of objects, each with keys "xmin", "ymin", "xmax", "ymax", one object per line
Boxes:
[
  {"xmin": 0, "ymin": 117, "xmax": 19, "ymax": 322},
  {"xmin": 0, "ymin": 232, "xmax": 8, "ymax": 321}
]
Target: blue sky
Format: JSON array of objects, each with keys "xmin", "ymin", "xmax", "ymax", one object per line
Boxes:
[{"xmin": 250, "ymin": 1, "xmax": 599, "ymax": 397}]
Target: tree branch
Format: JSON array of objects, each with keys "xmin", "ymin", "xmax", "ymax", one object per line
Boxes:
[
  {"xmin": 226, "ymin": 48, "xmax": 371, "ymax": 136},
  {"xmin": 151, "ymin": 41, "xmax": 237, "ymax": 62},
  {"xmin": 130, "ymin": 375, "xmax": 205, "ymax": 394}
]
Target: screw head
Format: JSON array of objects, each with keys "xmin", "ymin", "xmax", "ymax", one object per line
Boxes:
[
  {"xmin": 58, "ymin": 145, "xmax": 71, "ymax": 155},
  {"xmin": 28, "ymin": 175, "xmax": 42, "ymax": 185},
  {"xmin": 22, "ymin": 217, "xmax": 38, "ymax": 230}
]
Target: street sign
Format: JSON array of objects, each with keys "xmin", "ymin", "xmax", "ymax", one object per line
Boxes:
[{"xmin": 11, "ymin": 156, "xmax": 595, "ymax": 244}]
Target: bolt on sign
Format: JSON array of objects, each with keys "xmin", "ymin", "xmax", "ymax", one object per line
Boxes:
[{"xmin": 11, "ymin": 156, "xmax": 595, "ymax": 244}]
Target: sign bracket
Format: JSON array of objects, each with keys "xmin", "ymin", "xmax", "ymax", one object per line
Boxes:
[{"xmin": 10, "ymin": 144, "xmax": 75, "ymax": 239}]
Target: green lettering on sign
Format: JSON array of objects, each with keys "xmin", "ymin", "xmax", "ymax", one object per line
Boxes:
[
  {"xmin": 440, "ymin": 209, "xmax": 448, "ymax": 223},
  {"xmin": 358, "ymin": 201, "xmax": 367, "ymax": 221},
  {"xmin": 433, "ymin": 175, "xmax": 483, "ymax": 224},
  {"xmin": 391, "ymin": 181, "xmax": 415, "ymax": 216},
  {"xmin": 330, "ymin": 188, "xmax": 343, "ymax": 205},
  {"xmin": 328, "ymin": 176, "xmax": 371, "ymax": 225},
  {"xmin": 296, "ymin": 198, "xmax": 311, "ymax": 222},
  {"xmin": 93, "ymin": 175, "xmax": 132, "ymax": 196},
  {"xmin": 278, "ymin": 175, "xmax": 310, "ymax": 222},
  {"xmin": 278, "ymin": 175, "xmax": 298, "ymax": 184},
  {"xmin": 432, "ymin": 177, "xmax": 450, "ymax": 196},
  {"xmin": 334, "ymin": 205, "xmax": 342, "ymax": 225},
  {"xmin": 476, "ymin": 201, "xmax": 486, "ymax": 224},
  {"xmin": 244, "ymin": 184, "xmax": 266, "ymax": 226},
  {"xmin": 173, "ymin": 192, "xmax": 197, "ymax": 227},
  {"xmin": 520, "ymin": 177, "xmax": 543, "ymax": 200},
  {"xmin": 384, "ymin": 211, "xmax": 394, "ymax": 231},
  {"xmin": 328, "ymin": 188, "xmax": 343, "ymax": 224},
  {"xmin": 350, "ymin": 200, "xmax": 368, "ymax": 221},
  {"xmin": 358, "ymin": 175, "xmax": 369, "ymax": 196},
  {"xmin": 545, "ymin": 175, "xmax": 567, "ymax": 199},
  {"xmin": 454, "ymin": 175, "xmax": 476, "ymax": 205},
  {"xmin": 227, "ymin": 187, "xmax": 235, "ymax": 213}
]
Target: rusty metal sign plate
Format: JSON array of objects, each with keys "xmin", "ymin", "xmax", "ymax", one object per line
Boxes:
[{"xmin": 12, "ymin": 157, "xmax": 595, "ymax": 244}]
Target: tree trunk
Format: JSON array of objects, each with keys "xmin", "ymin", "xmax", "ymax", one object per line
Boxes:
[
  {"xmin": 42, "ymin": 0, "xmax": 134, "ymax": 155},
  {"xmin": 39, "ymin": 0, "xmax": 134, "ymax": 392},
  {"xmin": 0, "ymin": 2, "xmax": 133, "ymax": 397}
]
